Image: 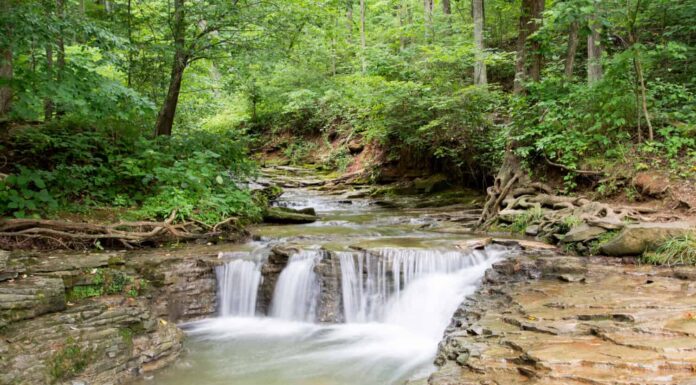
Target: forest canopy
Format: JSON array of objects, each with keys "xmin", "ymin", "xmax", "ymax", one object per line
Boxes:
[{"xmin": 0, "ymin": 0, "xmax": 694, "ymax": 228}]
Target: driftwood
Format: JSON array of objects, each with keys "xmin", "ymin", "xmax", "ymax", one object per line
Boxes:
[{"xmin": 0, "ymin": 211, "xmax": 240, "ymax": 250}]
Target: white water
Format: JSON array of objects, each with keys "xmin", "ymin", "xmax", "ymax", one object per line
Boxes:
[
  {"xmin": 339, "ymin": 247, "xmax": 497, "ymax": 323},
  {"xmin": 216, "ymin": 259, "xmax": 262, "ymax": 317},
  {"xmin": 270, "ymin": 250, "xmax": 321, "ymax": 321},
  {"xmin": 141, "ymin": 175, "xmax": 511, "ymax": 385}
]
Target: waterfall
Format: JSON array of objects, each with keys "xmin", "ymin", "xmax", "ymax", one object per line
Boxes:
[
  {"xmin": 270, "ymin": 250, "xmax": 321, "ymax": 322},
  {"xmin": 216, "ymin": 259, "xmax": 262, "ymax": 317},
  {"xmin": 339, "ymin": 246, "xmax": 504, "ymax": 324}
]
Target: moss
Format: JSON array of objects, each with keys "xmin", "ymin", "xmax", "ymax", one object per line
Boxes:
[
  {"xmin": 65, "ymin": 268, "xmax": 145, "ymax": 302},
  {"xmin": 47, "ymin": 337, "xmax": 91, "ymax": 383},
  {"xmin": 587, "ymin": 231, "xmax": 620, "ymax": 255}
]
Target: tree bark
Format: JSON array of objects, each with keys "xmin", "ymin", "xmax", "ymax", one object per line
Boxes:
[
  {"xmin": 154, "ymin": 0, "xmax": 187, "ymax": 136},
  {"xmin": 44, "ymin": 44, "xmax": 54, "ymax": 121},
  {"xmin": 513, "ymin": 0, "xmax": 531, "ymax": 94},
  {"xmin": 423, "ymin": 0, "xmax": 434, "ymax": 42},
  {"xmin": 55, "ymin": 0, "xmax": 65, "ymax": 116},
  {"xmin": 528, "ymin": 0, "xmax": 544, "ymax": 82},
  {"xmin": 442, "ymin": 0, "xmax": 451, "ymax": 15},
  {"xmin": 634, "ymin": 57, "xmax": 653, "ymax": 141},
  {"xmin": 587, "ymin": 12, "xmax": 603, "ymax": 84},
  {"xmin": 346, "ymin": 0, "xmax": 354, "ymax": 44},
  {"xmin": 472, "ymin": 0, "xmax": 487, "ymax": 85},
  {"xmin": 359, "ymin": 0, "xmax": 366, "ymax": 73},
  {"xmin": 514, "ymin": 0, "xmax": 544, "ymax": 93},
  {"xmin": 0, "ymin": 37, "xmax": 12, "ymax": 117},
  {"xmin": 564, "ymin": 21, "xmax": 578, "ymax": 79}
]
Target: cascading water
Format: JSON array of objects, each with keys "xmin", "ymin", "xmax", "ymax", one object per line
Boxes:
[
  {"xmin": 270, "ymin": 250, "xmax": 321, "ymax": 322},
  {"xmin": 216, "ymin": 259, "xmax": 262, "ymax": 317},
  {"xmin": 339, "ymin": 246, "xmax": 504, "ymax": 328},
  {"xmin": 140, "ymin": 168, "xmax": 513, "ymax": 385}
]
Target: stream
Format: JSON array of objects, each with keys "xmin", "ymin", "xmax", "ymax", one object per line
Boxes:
[{"xmin": 139, "ymin": 167, "xmax": 512, "ymax": 385}]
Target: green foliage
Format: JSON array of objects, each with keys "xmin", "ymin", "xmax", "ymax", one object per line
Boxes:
[
  {"xmin": 1, "ymin": 123, "xmax": 258, "ymax": 225},
  {"xmin": 65, "ymin": 269, "xmax": 150, "ymax": 302},
  {"xmin": 588, "ymin": 231, "xmax": 620, "ymax": 255},
  {"xmin": 509, "ymin": 206, "xmax": 545, "ymax": 234},
  {"xmin": 642, "ymin": 234, "xmax": 696, "ymax": 266},
  {"xmin": 47, "ymin": 337, "xmax": 91, "ymax": 383}
]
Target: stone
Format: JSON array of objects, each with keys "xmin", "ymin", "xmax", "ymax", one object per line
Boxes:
[
  {"xmin": 561, "ymin": 223, "xmax": 607, "ymax": 243},
  {"xmin": 0, "ymin": 276, "xmax": 65, "ymax": 325},
  {"xmin": 633, "ymin": 171, "xmax": 670, "ymax": 197},
  {"xmin": 456, "ymin": 238, "xmax": 492, "ymax": 251},
  {"xmin": 263, "ymin": 207, "xmax": 318, "ymax": 224},
  {"xmin": 429, "ymin": 254, "xmax": 696, "ymax": 385},
  {"xmin": 347, "ymin": 138, "xmax": 364, "ymax": 154},
  {"xmin": 600, "ymin": 221, "xmax": 696, "ymax": 256},
  {"xmin": 413, "ymin": 174, "xmax": 450, "ymax": 194},
  {"xmin": 524, "ymin": 224, "xmax": 539, "ymax": 236}
]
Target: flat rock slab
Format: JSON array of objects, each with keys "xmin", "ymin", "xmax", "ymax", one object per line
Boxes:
[
  {"xmin": 601, "ymin": 221, "xmax": 696, "ymax": 256},
  {"xmin": 0, "ymin": 276, "xmax": 65, "ymax": 327},
  {"xmin": 429, "ymin": 255, "xmax": 696, "ymax": 385}
]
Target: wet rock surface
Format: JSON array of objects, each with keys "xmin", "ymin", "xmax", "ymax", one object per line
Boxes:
[
  {"xmin": 430, "ymin": 253, "xmax": 696, "ymax": 385},
  {"xmin": 0, "ymin": 247, "xmax": 223, "ymax": 385}
]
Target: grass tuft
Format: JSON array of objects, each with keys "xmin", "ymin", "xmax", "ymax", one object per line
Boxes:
[{"xmin": 642, "ymin": 234, "xmax": 696, "ymax": 266}]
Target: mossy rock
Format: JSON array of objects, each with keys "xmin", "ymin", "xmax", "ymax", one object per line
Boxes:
[{"xmin": 263, "ymin": 207, "xmax": 318, "ymax": 224}]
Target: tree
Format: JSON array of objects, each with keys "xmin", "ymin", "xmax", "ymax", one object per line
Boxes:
[
  {"xmin": 473, "ymin": 0, "xmax": 487, "ymax": 85},
  {"xmin": 154, "ymin": 0, "xmax": 268, "ymax": 136},
  {"xmin": 359, "ymin": 0, "xmax": 366, "ymax": 73},
  {"xmin": 587, "ymin": 10, "xmax": 602, "ymax": 83},
  {"xmin": 514, "ymin": 0, "xmax": 544, "ymax": 93}
]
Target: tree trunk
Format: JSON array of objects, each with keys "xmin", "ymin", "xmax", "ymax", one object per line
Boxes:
[
  {"xmin": 514, "ymin": 0, "xmax": 544, "ymax": 93},
  {"xmin": 564, "ymin": 21, "xmax": 578, "ymax": 79},
  {"xmin": 359, "ymin": 0, "xmax": 366, "ymax": 73},
  {"xmin": 399, "ymin": 1, "xmax": 407, "ymax": 50},
  {"xmin": 154, "ymin": 0, "xmax": 187, "ymax": 137},
  {"xmin": 513, "ymin": 0, "xmax": 532, "ymax": 94},
  {"xmin": 0, "ymin": 44, "xmax": 12, "ymax": 117},
  {"xmin": 55, "ymin": 0, "xmax": 65, "ymax": 116},
  {"xmin": 587, "ymin": 12, "xmax": 603, "ymax": 84},
  {"xmin": 346, "ymin": 0, "xmax": 354, "ymax": 44},
  {"xmin": 423, "ymin": 0, "xmax": 434, "ymax": 42},
  {"xmin": 44, "ymin": 44, "xmax": 54, "ymax": 121},
  {"xmin": 528, "ymin": 0, "xmax": 544, "ymax": 82},
  {"xmin": 442, "ymin": 0, "xmax": 451, "ymax": 15},
  {"xmin": 634, "ymin": 57, "xmax": 653, "ymax": 141},
  {"xmin": 472, "ymin": 0, "xmax": 487, "ymax": 85}
]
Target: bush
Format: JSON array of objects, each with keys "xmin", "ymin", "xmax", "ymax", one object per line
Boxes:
[{"xmin": 0, "ymin": 122, "xmax": 259, "ymax": 225}]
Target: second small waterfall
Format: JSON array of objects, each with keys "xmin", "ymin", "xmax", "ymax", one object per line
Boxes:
[{"xmin": 270, "ymin": 250, "xmax": 321, "ymax": 322}]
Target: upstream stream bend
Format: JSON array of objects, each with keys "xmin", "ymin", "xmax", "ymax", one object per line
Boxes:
[{"xmin": 139, "ymin": 167, "xmax": 513, "ymax": 385}]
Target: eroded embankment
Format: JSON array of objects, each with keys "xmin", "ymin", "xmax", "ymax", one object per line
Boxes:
[{"xmin": 429, "ymin": 251, "xmax": 696, "ymax": 385}]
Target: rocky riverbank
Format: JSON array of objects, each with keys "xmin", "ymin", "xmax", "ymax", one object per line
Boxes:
[
  {"xmin": 0, "ymin": 246, "xmax": 225, "ymax": 385},
  {"xmin": 429, "ymin": 248, "xmax": 696, "ymax": 385}
]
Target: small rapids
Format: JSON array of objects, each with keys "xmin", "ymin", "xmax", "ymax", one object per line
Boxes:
[{"xmin": 140, "ymin": 170, "xmax": 510, "ymax": 385}]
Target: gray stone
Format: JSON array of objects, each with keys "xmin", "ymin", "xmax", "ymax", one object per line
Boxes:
[
  {"xmin": 561, "ymin": 224, "xmax": 607, "ymax": 243},
  {"xmin": 0, "ymin": 276, "xmax": 65, "ymax": 325},
  {"xmin": 601, "ymin": 221, "xmax": 696, "ymax": 256},
  {"xmin": 263, "ymin": 207, "xmax": 318, "ymax": 224},
  {"xmin": 525, "ymin": 225, "xmax": 540, "ymax": 236}
]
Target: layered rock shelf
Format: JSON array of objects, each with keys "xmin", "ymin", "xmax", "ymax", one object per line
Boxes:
[
  {"xmin": 0, "ymin": 247, "xmax": 224, "ymax": 385},
  {"xmin": 429, "ymin": 252, "xmax": 696, "ymax": 385}
]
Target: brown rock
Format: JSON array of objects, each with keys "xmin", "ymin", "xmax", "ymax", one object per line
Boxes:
[{"xmin": 633, "ymin": 172, "xmax": 670, "ymax": 197}]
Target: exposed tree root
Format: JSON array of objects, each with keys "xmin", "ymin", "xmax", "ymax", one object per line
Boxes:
[{"xmin": 0, "ymin": 211, "xmax": 242, "ymax": 250}]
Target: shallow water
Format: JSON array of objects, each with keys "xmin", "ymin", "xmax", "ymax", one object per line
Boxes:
[{"xmin": 138, "ymin": 170, "xmax": 502, "ymax": 385}]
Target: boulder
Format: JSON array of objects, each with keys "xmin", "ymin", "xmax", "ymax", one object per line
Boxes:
[
  {"xmin": 263, "ymin": 207, "xmax": 318, "ymax": 224},
  {"xmin": 561, "ymin": 224, "xmax": 607, "ymax": 243},
  {"xmin": 633, "ymin": 172, "xmax": 670, "ymax": 197},
  {"xmin": 600, "ymin": 221, "xmax": 696, "ymax": 256},
  {"xmin": 413, "ymin": 174, "xmax": 450, "ymax": 194},
  {"xmin": 347, "ymin": 138, "xmax": 364, "ymax": 154}
]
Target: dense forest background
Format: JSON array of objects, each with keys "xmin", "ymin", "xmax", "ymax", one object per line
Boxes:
[{"xmin": 0, "ymin": 0, "xmax": 694, "ymax": 227}]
